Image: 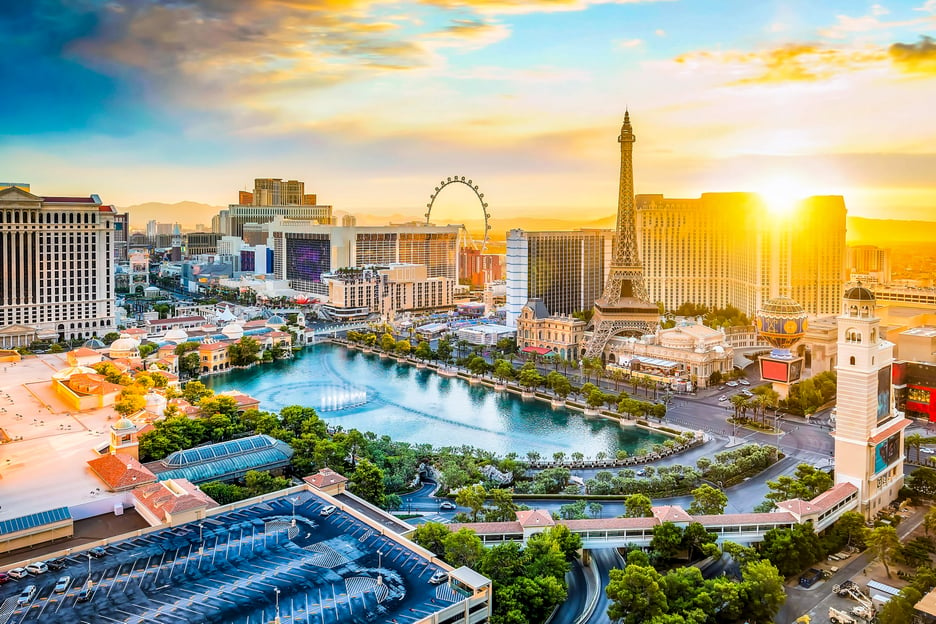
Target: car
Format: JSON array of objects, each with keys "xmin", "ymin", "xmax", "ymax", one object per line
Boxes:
[
  {"xmin": 439, "ymin": 501, "xmax": 456, "ymax": 510},
  {"xmin": 718, "ymin": 395, "xmax": 728, "ymax": 402},
  {"xmin": 725, "ymin": 381, "xmax": 739, "ymax": 387},
  {"xmin": 25, "ymin": 562, "xmax": 48, "ymax": 575},
  {"xmin": 319, "ymin": 505, "xmax": 338, "ymax": 517},
  {"xmin": 923, "ymin": 448, "xmax": 935, "ymax": 455},
  {"xmin": 76, "ymin": 586, "xmax": 94, "ymax": 603},
  {"xmin": 88, "ymin": 546, "xmax": 107, "ymax": 558},
  {"xmin": 740, "ymin": 390, "xmax": 753, "ymax": 398},
  {"xmin": 0, "ymin": 572, "xmax": 10, "ymax": 585},
  {"xmin": 636, "ymin": 469, "xmax": 647, "ymax": 477},
  {"xmin": 7, "ymin": 567, "xmax": 28, "ymax": 580},
  {"xmin": 46, "ymin": 558, "xmax": 67, "ymax": 572},
  {"xmin": 738, "ymin": 379, "xmax": 750, "ymax": 385},
  {"xmin": 798, "ymin": 568, "xmax": 823, "ymax": 588},
  {"xmin": 54, "ymin": 576, "xmax": 71, "ymax": 593},
  {"xmin": 428, "ymin": 571, "xmax": 449, "ymax": 585},
  {"xmin": 17, "ymin": 585, "xmax": 37, "ymax": 606}
]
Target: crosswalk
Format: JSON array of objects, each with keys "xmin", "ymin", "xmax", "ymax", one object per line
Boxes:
[
  {"xmin": 0, "ymin": 596, "xmax": 17, "ymax": 624},
  {"xmin": 302, "ymin": 542, "xmax": 349, "ymax": 568}
]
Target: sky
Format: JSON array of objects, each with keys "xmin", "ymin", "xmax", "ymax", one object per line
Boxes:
[{"xmin": 2, "ymin": 0, "xmax": 936, "ymax": 224}]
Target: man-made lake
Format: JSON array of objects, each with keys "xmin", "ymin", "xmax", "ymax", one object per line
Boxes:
[{"xmin": 205, "ymin": 343, "xmax": 665, "ymax": 457}]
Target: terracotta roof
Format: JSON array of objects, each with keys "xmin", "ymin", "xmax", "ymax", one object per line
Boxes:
[
  {"xmin": 915, "ymin": 588, "xmax": 936, "ymax": 617},
  {"xmin": 122, "ymin": 328, "xmax": 148, "ymax": 336},
  {"xmin": 67, "ymin": 373, "xmax": 124, "ymax": 396},
  {"xmin": 652, "ymin": 506, "xmax": 694, "ymax": 524},
  {"xmin": 217, "ymin": 392, "xmax": 260, "ymax": 407},
  {"xmin": 303, "ymin": 468, "xmax": 349, "ymax": 488},
  {"xmin": 869, "ymin": 418, "xmax": 911, "ymax": 444},
  {"xmin": 87, "ymin": 454, "xmax": 157, "ymax": 491},
  {"xmin": 199, "ymin": 342, "xmax": 229, "ymax": 351},
  {"xmin": 776, "ymin": 482, "xmax": 859, "ymax": 517},
  {"xmin": 690, "ymin": 512, "xmax": 797, "ymax": 526},
  {"xmin": 244, "ymin": 320, "xmax": 269, "ymax": 328},
  {"xmin": 70, "ymin": 347, "xmax": 100, "ymax": 357},
  {"xmin": 132, "ymin": 478, "xmax": 218, "ymax": 522},
  {"xmin": 564, "ymin": 517, "xmax": 659, "ymax": 531},
  {"xmin": 447, "ymin": 521, "xmax": 523, "ymax": 534},
  {"xmin": 267, "ymin": 331, "xmax": 291, "ymax": 338},
  {"xmin": 516, "ymin": 509, "xmax": 555, "ymax": 528}
]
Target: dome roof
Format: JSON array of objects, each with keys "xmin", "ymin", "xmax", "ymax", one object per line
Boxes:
[
  {"xmin": 759, "ymin": 296, "xmax": 807, "ymax": 317},
  {"xmin": 110, "ymin": 337, "xmax": 139, "ymax": 352},
  {"xmin": 83, "ymin": 338, "xmax": 105, "ymax": 349},
  {"xmin": 112, "ymin": 417, "xmax": 137, "ymax": 431},
  {"xmin": 221, "ymin": 323, "xmax": 244, "ymax": 338},
  {"xmin": 163, "ymin": 328, "xmax": 189, "ymax": 342},
  {"xmin": 266, "ymin": 315, "xmax": 285, "ymax": 326},
  {"xmin": 844, "ymin": 285, "xmax": 875, "ymax": 301}
]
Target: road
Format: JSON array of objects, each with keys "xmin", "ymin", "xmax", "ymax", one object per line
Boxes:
[
  {"xmin": 581, "ymin": 548, "xmax": 625, "ymax": 624},
  {"xmin": 551, "ymin": 559, "xmax": 589, "ymax": 624}
]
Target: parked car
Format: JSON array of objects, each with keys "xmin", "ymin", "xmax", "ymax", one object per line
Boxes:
[
  {"xmin": 88, "ymin": 547, "xmax": 107, "ymax": 558},
  {"xmin": 798, "ymin": 568, "xmax": 823, "ymax": 588},
  {"xmin": 7, "ymin": 568, "xmax": 28, "ymax": 580},
  {"xmin": 0, "ymin": 572, "xmax": 10, "ymax": 585},
  {"xmin": 25, "ymin": 562, "xmax": 48, "ymax": 575},
  {"xmin": 429, "ymin": 571, "xmax": 449, "ymax": 585},
  {"xmin": 54, "ymin": 576, "xmax": 71, "ymax": 593},
  {"xmin": 319, "ymin": 505, "xmax": 338, "ymax": 517},
  {"xmin": 923, "ymin": 448, "xmax": 935, "ymax": 455},
  {"xmin": 738, "ymin": 379, "xmax": 750, "ymax": 385},
  {"xmin": 636, "ymin": 469, "xmax": 647, "ymax": 477},
  {"xmin": 46, "ymin": 558, "xmax": 67, "ymax": 572},
  {"xmin": 718, "ymin": 395, "xmax": 728, "ymax": 402},
  {"xmin": 439, "ymin": 501, "xmax": 456, "ymax": 510},
  {"xmin": 726, "ymin": 381, "xmax": 739, "ymax": 387},
  {"xmin": 17, "ymin": 585, "xmax": 37, "ymax": 606},
  {"xmin": 77, "ymin": 586, "xmax": 94, "ymax": 603}
]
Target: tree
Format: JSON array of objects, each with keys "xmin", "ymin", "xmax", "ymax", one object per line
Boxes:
[
  {"xmin": 455, "ymin": 484, "xmax": 487, "ymax": 522},
  {"xmin": 866, "ymin": 525, "xmax": 901, "ymax": 578},
  {"xmin": 764, "ymin": 463, "xmax": 832, "ymax": 504},
  {"xmin": 828, "ymin": 511, "xmax": 869, "ymax": 549},
  {"xmin": 687, "ymin": 484, "xmax": 728, "ymax": 515},
  {"xmin": 412, "ymin": 521, "xmax": 450, "ymax": 556},
  {"xmin": 395, "ymin": 339, "xmax": 411, "ymax": 355},
  {"xmin": 681, "ymin": 522, "xmax": 717, "ymax": 561},
  {"xmin": 493, "ymin": 359, "xmax": 514, "ymax": 383},
  {"xmin": 624, "ymin": 494, "xmax": 653, "ymax": 518},
  {"xmin": 906, "ymin": 433, "xmax": 925, "ymax": 463},
  {"xmin": 478, "ymin": 542, "xmax": 527, "ymax": 586},
  {"xmin": 588, "ymin": 502, "xmax": 603, "ymax": 518},
  {"xmin": 114, "ymin": 390, "xmax": 146, "ymax": 417},
  {"xmin": 103, "ymin": 332, "xmax": 121, "ymax": 345},
  {"xmin": 443, "ymin": 528, "xmax": 484, "ymax": 568},
  {"xmin": 179, "ymin": 352, "xmax": 201, "ymax": 378},
  {"xmin": 759, "ymin": 523, "xmax": 822, "ymax": 577},
  {"xmin": 650, "ymin": 522, "xmax": 684, "ymax": 561},
  {"xmin": 925, "ymin": 507, "xmax": 936, "ymax": 537},
  {"xmin": 606, "ymin": 564, "xmax": 668, "ymax": 624},
  {"xmin": 587, "ymin": 388, "xmax": 606, "ymax": 410},
  {"xmin": 182, "ymin": 380, "xmax": 214, "ymax": 404},
  {"xmin": 877, "ymin": 586, "xmax": 922, "ymax": 624},
  {"xmin": 518, "ymin": 366, "xmax": 542, "ymax": 390},
  {"xmin": 227, "ymin": 336, "xmax": 261, "ymax": 366},
  {"xmin": 349, "ymin": 459, "xmax": 387, "ymax": 507},
  {"xmin": 414, "ymin": 340, "xmax": 432, "ymax": 361},
  {"xmin": 198, "ymin": 395, "xmax": 240, "ymax": 419},
  {"xmin": 740, "ymin": 559, "xmax": 787, "ymax": 624}
]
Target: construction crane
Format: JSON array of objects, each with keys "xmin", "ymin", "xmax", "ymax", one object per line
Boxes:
[{"xmin": 832, "ymin": 581, "xmax": 877, "ymax": 622}]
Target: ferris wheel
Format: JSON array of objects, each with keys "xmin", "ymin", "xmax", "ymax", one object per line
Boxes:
[{"xmin": 424, "ymin": 176, "xmax": 491, "ymax": 253}]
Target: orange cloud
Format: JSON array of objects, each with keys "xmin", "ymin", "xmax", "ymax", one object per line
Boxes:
[
  {"xmin": 675, "ymin": 43, "xmax": 888, "ymax": 85},
  {"xmin": 889, "ymin": 36, "xmax": 936, "ymax": 74},
  {"xmin": 418, "ymin": 0, "xmax": 673, "ymax": 14}
]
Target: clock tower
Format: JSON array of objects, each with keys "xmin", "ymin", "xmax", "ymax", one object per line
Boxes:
[{"xmin": 832, "ymin": 284, "xmax": 909, "ymax": 518}]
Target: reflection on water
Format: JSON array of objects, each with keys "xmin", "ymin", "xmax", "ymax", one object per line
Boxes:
[{"xmin": 204, "ymin": 343, "xmax": 665, "ymax": 457}]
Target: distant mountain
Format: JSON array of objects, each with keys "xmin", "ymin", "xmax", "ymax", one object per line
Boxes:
[{"xmin": 121, "ymin": 201, "xmax": 224, "ymax": 229}]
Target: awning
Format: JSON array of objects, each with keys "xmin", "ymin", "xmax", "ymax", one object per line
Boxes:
[{"xmin": 522, "ymin": 346, "xmax": 555, "ymax": 356}]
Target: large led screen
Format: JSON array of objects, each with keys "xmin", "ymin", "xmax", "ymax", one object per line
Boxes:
[
  {"xmin": 877, "ymin": 364, "xmax": 892, "ymax": 424},
  {"xmin": 874, "ymin": 433, "xmax": 901, "ymax": 474},
  {"xmin": 760, "ymin": 359, "xmax": 789, "ymax": 383},
  {"xmin": 287, "ymin": 237, "xmax": 330, "ymax": 283}
]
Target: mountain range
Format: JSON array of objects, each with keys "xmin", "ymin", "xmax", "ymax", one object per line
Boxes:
[{"xmin": 121, "ymin": 201, "xmax": 933, "ymax": 246}]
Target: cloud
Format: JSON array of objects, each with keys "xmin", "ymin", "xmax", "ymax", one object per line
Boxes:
[
  {"xmin": 916, "ymin": 0, "xmax": 936, "ymax": 13},
  {"xmin": 818, "ymin": 9, "xmax": 931, "ymax": 39},
  {"xmin": 615, "ymin": 38, "xmax": 643, "ymax": 49},
  {"xmin": 417, "ymin": 0, "xmax": 675, "ymax": 15},
  {"xmin": 674, "ymin": 43, "xmax": 888, "ymax": 85},
  {"xmin": 655, "ymin": 29, "xmax": 666, "ymax": 36},
  {"xmin": 889, "ymin": 36, "xmax": 936, "ymax": 74}
]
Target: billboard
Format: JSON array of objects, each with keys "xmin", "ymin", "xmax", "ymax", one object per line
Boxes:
[
  {"xmin": 874, "ymin": 433, "xmax": 901, "ymax": 475},
  {"xmin": 759, "ymin": 357, "xmax": 804, "ymax": 384},
  {"xmin": 877, "ymin": 364, "xmax": 892, "ymax": 424},
  {"xmin": 286, "ymin": 237, "xmax": 330, "ymax": 283}
]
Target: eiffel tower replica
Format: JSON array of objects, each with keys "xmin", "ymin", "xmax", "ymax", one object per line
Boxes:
[{"xmin": 582, "ymin": 112, "xmax": 659, "ymax": 359}]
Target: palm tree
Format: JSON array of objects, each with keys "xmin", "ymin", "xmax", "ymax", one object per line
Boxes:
[
  {"xmin": 906, "ymin": 433, "xmax": 924, "ymax": 464},
  {"xmin": 729, "ymin": 395, "xmax": 747, "ymax": 423}
]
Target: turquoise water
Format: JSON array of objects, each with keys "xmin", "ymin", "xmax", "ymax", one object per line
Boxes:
[{"xmin": 204, "ymin": 343, "xmax": 665, "ymax": 457}]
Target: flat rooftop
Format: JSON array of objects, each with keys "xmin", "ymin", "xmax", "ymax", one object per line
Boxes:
[{"xmin": 0, "ymin": 489, "xmax": 472, "ymax": 624}]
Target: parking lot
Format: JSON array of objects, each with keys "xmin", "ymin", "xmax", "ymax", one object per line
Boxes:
[{"xmin": 0, "ymin": 492, "xmax": 457, "ymax": 624}]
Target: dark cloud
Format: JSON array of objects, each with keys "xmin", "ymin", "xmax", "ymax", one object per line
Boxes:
[{"xmin": 889, "ymin": 36, "xmax": 936, "ymax": 74}]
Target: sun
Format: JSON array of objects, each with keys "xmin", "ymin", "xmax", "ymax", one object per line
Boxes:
[{"xmin": 754, "ymin": 175, "xmax": 806, "ymax": 215}]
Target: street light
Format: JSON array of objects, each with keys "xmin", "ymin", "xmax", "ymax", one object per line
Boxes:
[
  {"xmin": 290, "ymin": 496, "xmax": 299, "ymax": 527},
  {"xmin": 274, "ymin": 588, "xmax": 281, "ymax": 624},
  {"xmin": 198, "ymin": 522, "xmax": 204, "ymax": 556}
]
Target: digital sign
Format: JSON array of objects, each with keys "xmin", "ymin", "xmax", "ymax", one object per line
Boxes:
[
  {"xmin": 874, "ymin": 433, "xmax": 901, "ymax": 475},
  {"xmin": 877, "ymin": 364, "xmax": 892, "ymax": 424},
  {"xmin": 759, "ymin": 357, "xmax": 804, "ymax": 384},
  {"xmin": 287, "ymin": 237, "xmax": 330, "ymax": 284}
]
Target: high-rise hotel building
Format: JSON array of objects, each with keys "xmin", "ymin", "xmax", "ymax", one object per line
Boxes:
[
  {"xmin": 0, "ymin": 184, "xmax": 116, "ymax": 343},
  {"xmin": 218, "ymin": 178, "xmax": 334, "ymax": 239},
  {"xmin": 269, "ymin": 218, "xmax": 461, "ymax": 295},
  {"xmin": 505, "ymin": 229, "xmax": 613, "ymax": 326},
  {"xmin": 635, "ymin": 193, "xmax": 846, "ymax": 317}
]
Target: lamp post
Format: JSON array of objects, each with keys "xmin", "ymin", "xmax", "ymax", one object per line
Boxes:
[
  {"xmin": 198, "ymin": 522, "xmax": 204, "ymax": 556},
  {"xmin": 87, "ymin": 554, "xmax": 93, "ymax": 588},
  {"xmin": 274, "ymin": 588, "xmax": 281, "ymax": 624},
  {"xmin": 290, "ymin": 497, "xmax": 299, "ymax": 527}
]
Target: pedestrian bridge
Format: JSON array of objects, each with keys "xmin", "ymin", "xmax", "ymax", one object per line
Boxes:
[{"xmin": 444, "ymin": 482, "xmax": 859, "ymax": 549}]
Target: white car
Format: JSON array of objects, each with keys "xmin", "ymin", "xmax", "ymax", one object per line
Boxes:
[
  {"xmin": 429, "ymin": 571, "xmax": 449, "ymax": 584},
  {"xmin": 738, "ymin": 379, "xmax": 750, "ymax": 386},
  {"xmin": 922, "ymin": 448, "xmax": 935, "ymax": 455},
  {"xmin": 25, "ymin": 562, "xmax": 48, "ymax": 575},
  {"xmin": 725, "ymin": 381, "xmax": 739, "ymax": 387},
  {"xmin": 319, "ymin": 505, "xmax": 338, "ymax": 517},
  {"xmin": 718, "ymin": 395, "xmax": 728, "ymax": 402},
  {"xmin": 17, "ymin": 585, "xmax": 37, "ymax": 606},
  {"xmin": 7, "ymin": 568, "xmax": 28, "ymax": 580}
]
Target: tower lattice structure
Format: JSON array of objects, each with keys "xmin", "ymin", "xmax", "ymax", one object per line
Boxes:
[{"xmin": 582, "ymin": 112, "xmax": 659, "ymax": 359}]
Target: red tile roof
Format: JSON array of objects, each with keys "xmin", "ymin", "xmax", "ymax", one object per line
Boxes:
[
  {"xmin": 776, "ymin": 482, "xmax": 859, "ymax": 517},
  {"xmin": 447, "ymin": 521, "xmax": 523, "ymax": 534},
  {"xmin": 564, "ymin": 517, "xmax": 658, "ymax": 530},
  {"xmin": 87, "ymin": 454, "xmax": 157, "ymax": 491},
  {"xmin": 70, "ymin": 347, "xmax": 100, "ymax": 357},
  {"xmin": 132, "ymin": 479, "xmax": 218, "ymax": 522},
  {"xmin": 199, "ymin": 342, "xmax": 229, "ymax": 351},
  {"xmin": 869, "ymin": 418, "xmax": 911, "ymax": 444},
  {"xmin": 303, "ymin": 468, "xmax": 349, "ymax": 489},
  {"xmin": 652, "ymin": 506, "xmax": 693, "ymax": 524},
  {"xmin": 516, "ymin": 509, "xmax": 555, "ymax": 528},
  {"xmin": 67, "ymin": 373, "xmax": 124, "ymax": 396},
  {"xmin": 690, "ymin": 512, "xmax": 797, "ymax": 526}
]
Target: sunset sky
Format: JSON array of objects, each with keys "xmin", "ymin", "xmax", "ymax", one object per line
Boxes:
[{"xmin": 2, "ymin": 0, "xmax": 936, "ymax": 224}]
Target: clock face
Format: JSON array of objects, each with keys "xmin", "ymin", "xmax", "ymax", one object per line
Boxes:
[{"xmin": 784, "ymin": 320, "xmax": 798, "ymax": 334}]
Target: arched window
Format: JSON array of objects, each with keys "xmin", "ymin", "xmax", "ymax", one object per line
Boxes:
[{"xmin": 850, "ymin": 356, "xmax": 856, "ymax": 366}]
